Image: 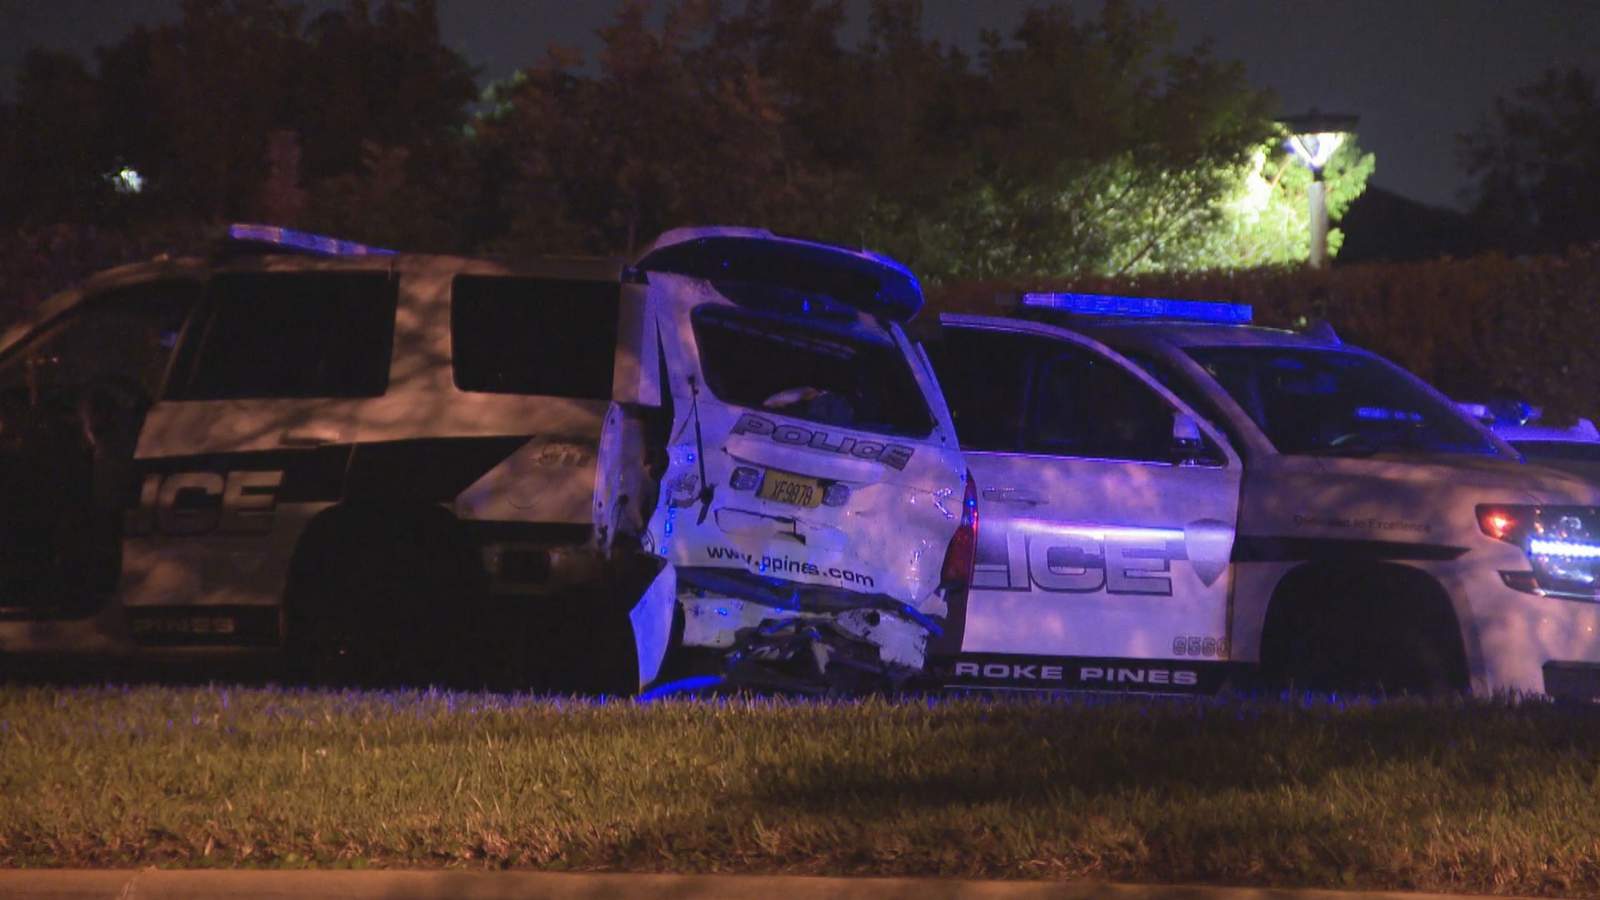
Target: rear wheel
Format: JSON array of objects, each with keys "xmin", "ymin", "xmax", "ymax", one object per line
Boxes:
[{"xmin": 284, "ymin": 508, "xmax": 487, "ymax": 689}]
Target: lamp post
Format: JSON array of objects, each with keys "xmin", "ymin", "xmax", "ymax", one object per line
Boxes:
[{"xmin": 1280, "ymin": 111, "xmax": 1358, "ymax": 269}]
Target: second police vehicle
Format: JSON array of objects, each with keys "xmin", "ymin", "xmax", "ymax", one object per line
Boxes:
[
  {"xmin": 923, "ymin": 294, "xmax": 1600, "ymax": 702},
  {"xmin": 0, "ymin": 225, "xmax": 970, "ymax": 693}
]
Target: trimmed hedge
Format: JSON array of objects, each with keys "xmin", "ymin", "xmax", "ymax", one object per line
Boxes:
[{"xmin": 931, "ymin": 244, "xmax": 1600, "ymax": 423}]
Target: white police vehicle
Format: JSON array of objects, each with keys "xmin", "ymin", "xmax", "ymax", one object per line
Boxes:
[
  {"xmin": 1461, "ymin": 401, "xmax": 1600, "ymax": 487},
  {"xmin": 0, "ymin": 225, "xmax": 968, "ymax": 692},
  {"xmin": 923, "ymin": 294, "xmax": 1600, "ymax": 702}
]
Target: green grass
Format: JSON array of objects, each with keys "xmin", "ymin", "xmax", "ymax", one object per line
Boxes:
[{"xmin": 3, "ymin": 686, "xmax": 1600, "ymax": 895}]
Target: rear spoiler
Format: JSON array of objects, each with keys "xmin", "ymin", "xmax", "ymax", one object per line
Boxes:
[{"xmin": 633, "ymin": 228, "xmax": 923, "ymax": 322}]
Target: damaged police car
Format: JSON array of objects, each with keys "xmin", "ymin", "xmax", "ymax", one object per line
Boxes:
[
  {"xmin": 924, "ymin": 294, "xmax": 1600, "ymax": 703},
  {"xmin": 0, "ymin": 225, "xmax": 969, "ymax": 693}
]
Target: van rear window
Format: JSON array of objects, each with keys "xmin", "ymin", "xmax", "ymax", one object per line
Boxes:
[
  {"xmin": 169, "ymin": 272, "xmax": 395, "ymax": 400},
  {"xmin": 691, "ymin": 304, "xmax": 933, "ymax": 439},
  {"xmin": 451, "ymin": 276, "xmax": 618, "ymax": 399}
]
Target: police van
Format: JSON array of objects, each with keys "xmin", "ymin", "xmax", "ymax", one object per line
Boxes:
[
  {"xmin": 0, "ymin": 225, "xmax": 968, "ymax": 692},
  {"xmin": 923, "ymin": 295, "xmax": 1600, "ymax": 702}
]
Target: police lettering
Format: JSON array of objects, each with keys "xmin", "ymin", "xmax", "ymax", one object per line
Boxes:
[
  {"xmin": 731, "ymin": 413, "xmax": 914, "ymax": 470},
  {"xmin": 127, "ymin": 470, "xmax": 284, "ymax": 535},
  {"xmin": 1080, "ymin": 666, "xmax": 1199, "ymax": 687},
  {"xmin": 974, "ymin": 529, "xmax": 1174, "ymax": 596}
]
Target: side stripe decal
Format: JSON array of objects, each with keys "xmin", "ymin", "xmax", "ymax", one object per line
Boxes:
[{"xmin": 1232, "ymin": 535, "xmax": 1467, "ymax": 563}]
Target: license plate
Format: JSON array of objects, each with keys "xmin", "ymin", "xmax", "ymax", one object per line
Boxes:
[{"xmin": 757, "ymin": 469, "xmax": 823, "ymax": 508}]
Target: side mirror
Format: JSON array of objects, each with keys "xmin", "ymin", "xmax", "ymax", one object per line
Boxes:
[{"xmin": 1171, "ymin": 411, "xmax": 1204, "ymax": 462}]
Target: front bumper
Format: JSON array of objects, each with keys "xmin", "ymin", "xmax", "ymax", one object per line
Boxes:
[{"xmin": 1454, "ymin": 559, "xmax": 1600, "ymax": 698}]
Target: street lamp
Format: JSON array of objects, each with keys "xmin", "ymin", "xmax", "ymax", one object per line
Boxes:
[{"xmin": 1280, "ymin": 110, "xmax": 1359, "ymax": 269}]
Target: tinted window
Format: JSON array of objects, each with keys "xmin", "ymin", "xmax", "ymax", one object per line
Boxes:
[
  {"xmin": 170, "ymin": 272, "xmax": 395, "ymax": 400},
  {"xmin": 1187, "ymin": 346, "xmax": 1498, "ymax": 457},
  {"xmin": 451, "ymin": 276, "xmax": 619, "ymax": 398},
  {"xmin": 1026, "ymin": 341, "xmax": 1177, "ymax": 462},
  {"xmin": 923, "ymin": 327, "xmax": 1032, "ymax": 452},
  {"xmin": 1113, "ymin": 344, "xmax": 1249, "ymax": 458},
  {"xmin": 692, "ymin": 304, "xmax": 933, "ymax": 438},
  {"xmin": 0, "ymin": 281, "xmax": 196, "ymax": 406}
]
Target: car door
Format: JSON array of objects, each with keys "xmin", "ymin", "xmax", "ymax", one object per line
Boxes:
[
  {"xmin": 926, "ymin": 318, "xmax": 1242, "ymax": 691},
  {"xmin": 0, "ymin": 280, "xmax": 197, "ymax": 617},
  {"xmin": 125, "ymin": 267, "xmax": 400, "ymax": 626}
]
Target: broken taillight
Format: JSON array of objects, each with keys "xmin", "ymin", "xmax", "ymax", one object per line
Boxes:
[{"xmin": 940, "ymin": 472, "xmax": 979, "ymax": 591}]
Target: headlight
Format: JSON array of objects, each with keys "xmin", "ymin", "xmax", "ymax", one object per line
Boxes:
[{"xmin": 1477, "ymin": 504, "xmax": 1600, "ymax": 599}]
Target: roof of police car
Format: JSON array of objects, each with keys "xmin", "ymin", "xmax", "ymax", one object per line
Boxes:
[{"xmin": 0, "ymin": 249, "xmax": 622, "ymax": 360}]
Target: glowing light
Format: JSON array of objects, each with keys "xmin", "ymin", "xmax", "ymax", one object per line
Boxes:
[
  {"xmin": 1529, "ymin": 539, "xmax": 1600, "ymax": 560},
  {"xmin": 1287, "ymin": 132, "xmax": 1345, "ymax": 171},
  {"xmin": 1020, "ymin": 293, "xmax": 1252, "ymax": 324},
  {"xmin": 637, "ymin": 675, "xmax": 724, "ymax": 701},
  {"xmin": 225, "ymin": 223, "xmax": 395, "ymax": 256},
  {"xmin": 1481, "ymin": 512, "xmax": 1516, "ymax": 541},
  {"xmin": 110, "ymin": 166, "xmax": 143, "ymax": 194}
]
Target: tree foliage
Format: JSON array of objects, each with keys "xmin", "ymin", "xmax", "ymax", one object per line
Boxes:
[
  {"xmin": 2, "ymin": 0, "xmax": 1367, "ymax": 295},
  {"xmin": 1460, "ymin": 66, "xmax": 1600, "ymax": 255},
  {"xmin": 0, "ymin": 0, "xmax": 476, "ymax": 238},
  {"xmin": 476, "ymin": 0, "xmax": 1359, "ymax": 280}
]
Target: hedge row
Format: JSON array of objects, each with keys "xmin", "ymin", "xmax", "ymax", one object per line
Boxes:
[{"xmin": 931, "ymin": 244, "xmax": 1600, "ymax": 423}]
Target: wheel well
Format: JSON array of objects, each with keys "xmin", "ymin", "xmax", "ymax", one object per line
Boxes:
[
  {"xmin": 282, "ymin": 503, "xmax": 481, "ymax": 614},
  {"xmin": 1261, "ymin": 561, "xmax": 1469, "ymax": 693}
]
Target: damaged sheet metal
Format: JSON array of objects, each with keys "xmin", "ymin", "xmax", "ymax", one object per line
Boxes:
[{"xmin": 634, "ymin": 231, "xmax": 967, "ymax": 693}]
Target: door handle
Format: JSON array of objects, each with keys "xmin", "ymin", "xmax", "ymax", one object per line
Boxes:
[
  {"xmin": 279, "ymin": 426, "xmax": 344, "ymax": 447},
  {"xmin": 982, "ymin": 487, "xmax": 1044, "ymax": 506}
]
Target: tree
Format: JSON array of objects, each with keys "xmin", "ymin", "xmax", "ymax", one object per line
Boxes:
[
  {"xmin": 478, "ymin": 0, "xmax": 1286, "ymax": 279},
  {"xmin": 1460, "ymin": 66, "xmax": 1600, "ymax": 254},
  {"xmin": 846, "ymin": 1, "xmax": 1281, "ymax": 281},
  {"xmin": 0, "ymin": 50, "xmax": 112, "ymax": 226},
  {"xmin": 477, "ymin": 1, "xmax": 797, "ymax": 256}
]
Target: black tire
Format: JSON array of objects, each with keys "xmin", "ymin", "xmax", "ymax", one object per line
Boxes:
[
  {"xmin": 1259, "ymin": 564, "xmax": 1467, "ymax": 698},
  {"xmin": 283, "ymin": 508, "xmax": 486, "ymax": 690}
]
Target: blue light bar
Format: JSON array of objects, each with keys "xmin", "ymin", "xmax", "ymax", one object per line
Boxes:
[
  {"xmin": 226, "ymin": 223, "xmax": 395, "ymax": 257},
  {"xmin": 1020, "ymin": 292, "xmax": 1252, "ymax": 325}
]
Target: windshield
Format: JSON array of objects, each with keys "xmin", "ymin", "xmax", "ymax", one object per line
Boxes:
[
  {"xmin": 1185, "ymin": 346, "xmax": 1499, "ymax": 457},
  {"xmin": 692, "ymin": 304, "xmax": 935, "ymax": 439}
]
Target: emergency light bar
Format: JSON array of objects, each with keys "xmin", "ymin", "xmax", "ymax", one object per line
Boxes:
[
  {"xmin": 1020, "ymin": 292, "xmax": 1252, "ymax": 325},
  {"xmin": 226, "ymin": 223, "xmax": 395, "ymax": 257}
]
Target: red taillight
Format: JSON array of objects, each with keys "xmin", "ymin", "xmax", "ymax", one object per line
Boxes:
[{"xmin": 940, "ymin": 472, "xmax": 979, "ymax": 591}]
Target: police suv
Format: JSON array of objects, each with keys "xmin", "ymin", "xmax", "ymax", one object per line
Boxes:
[
  {"xmin": 1462, "ymin": 401, "xmax": 1600, "ymax": 488},
  {"xmin": 0, "ymin": 225, "xmax": 968, "ymax": 692},
  {"xmin": 923, "ymin": 295, "xmax": 1600, "ymax": 702}
]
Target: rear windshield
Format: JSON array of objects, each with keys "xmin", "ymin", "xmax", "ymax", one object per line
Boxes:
[
  {"xmin": 1186, "ymin": 345, "xmax": 1498, "ymax": 457},
  {"xmin": 691, "ymin": 304, "xmax": 934, "ymax": 439}
]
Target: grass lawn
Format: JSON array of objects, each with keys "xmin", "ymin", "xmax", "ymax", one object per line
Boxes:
[{"xmin": 2, "ymin": 685, "xmax": 1599, "ymax": 896}]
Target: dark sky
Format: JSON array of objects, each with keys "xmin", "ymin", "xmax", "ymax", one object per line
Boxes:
[{"xmin": 4, "ymin": 0, "xmax": 1599, "ymax": 210}]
